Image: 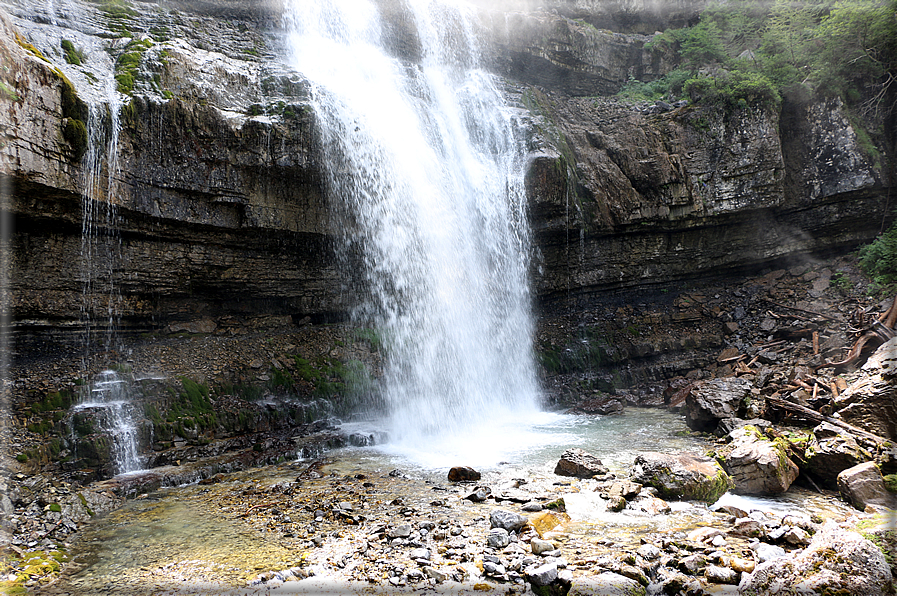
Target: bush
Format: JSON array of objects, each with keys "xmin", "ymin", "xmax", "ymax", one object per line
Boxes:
[{"xmin": 858, "ymin": 220, "xmax": 897, "ymax": 287}]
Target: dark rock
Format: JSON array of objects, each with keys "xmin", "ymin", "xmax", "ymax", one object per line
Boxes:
[
  {"xmin": 490, "ymin": 509, "xmax": 528, "ymax": 532},
  {"xmin": 447, "ymin": 466, "xmax": 481, "ymax": 482},
  {"xmin": 684, "ymin": 378, "xmax": 754, "ymax": 432},
  {"xmin": 804, "ymin": 427, "xmax": 873, "ymax": 489},
  {"xmin": 555, "ymin": 448, "xmax": 609, "ymax": 478}
]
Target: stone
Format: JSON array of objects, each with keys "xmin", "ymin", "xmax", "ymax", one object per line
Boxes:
[
  {"xmin": 423, "ymin": 567, "xmax": 446, "ymax": 583},
  {"xmin": 834, "ymin": 338, "xmax": 897, "ymax": 440},
  {"xmin": 804, "ymin": 427, "xmax": 872, "ymax": 489},
  {"xmin": 388, "ymin": 524, "xmax": 412, "ymax": 539},
  {"xmin": 568, "ymin": 571, "xmax": 647, "ymax": 595},
  {"xmin": 409, "ymin": 547, "xmax": 430, "ymax": 560},
  {"xmin": 837, "ymin": 462, "xmax": 897, "ymax": 511},
  {"xmin": 630, "ymin": 452, "xmax": 733, "ymax": 503},
  {"xmin": 447, "ymin": 466, "xmax": 481, "ymax": 482},
  {"xmin": 729, "ymin": 518, "xmax": 765, "ymax": 538},
  {"xmin": 606, "ymin": 495, "xmax": 626, "ymax": 512},
  {"xmin": 684, "ymin": 377, "xmax": 754, "ymax": 432},
  {"xmin": 490, "ymin": 509, "xmax": 528, "ymax": 533},
  {"xmin": 554, "ymin": 448, "xmax": 609, "ymax": 478},
  {"xmin": 483, "ymin": 561, "xmax": 506, "ymax": 576},
  {"xmin": 705, "ymin": 565, "xmax": 738, "ymax": 584},
  {"xmin": 717, "ymin": 426, "xmax": 799, "ymax": 495},
  {"xmin": 750, "ymin": 542, "xmax": 786, "ymax": 563},
  {"xmin": 525, "ymin": 562, "xmax": 558, "ymax": 587},
  {"xmin": 465, "ymin": 487, "xmax": 492, "ymax": 502},
  {"xmin": 487, "ymin": 528, "xmax": 510, "ymax": 549},
  {"xmin": 739, "ymin": 522, "xmax": 892, "ymax": 596},
  {"xmin": 531, "ymin": 538, "xmax": 556, "ymax": 555}
]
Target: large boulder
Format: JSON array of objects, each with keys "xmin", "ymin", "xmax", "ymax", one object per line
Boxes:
[
  {"xmin": 555, "ymin": 448, "xmax": 609, "ymax": 478},
  {"xmin": 684, "ymin": 378, "xmax": 754, "ymax": 433},
  {"xmin": 630, "ymin": 452, "xmax": 733, "ymax": 503},
  {"xmin": 804, "ymin": 422, "xmax": 873, "ymax": 489},
  {"xmin": 717, "ymin": 426, "xmax": 799, "ymax": 495},
  {"xmin": 739, "ymin": 521, "xmax": 893, "ymax": 596},
  {"xmin": 837, "ymin": 462, "xmax": 897, "ymax": 511},
  {"xmin": 834, "ymin": 337, "xmax": 897, "ymax": 440}
]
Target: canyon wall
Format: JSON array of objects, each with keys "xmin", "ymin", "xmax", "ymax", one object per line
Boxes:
[{"xmin": 0, "ymin": 0, "xmax": 891, "ymax": 354}]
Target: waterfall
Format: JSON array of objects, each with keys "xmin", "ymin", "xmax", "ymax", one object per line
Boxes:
[
  {"xmin": 73, "ymin": 45, "xmax": 141, "ymax": 474},
  {"xmin": 284, "ymin": 0, "xmax": 542, "ymax": 462}
]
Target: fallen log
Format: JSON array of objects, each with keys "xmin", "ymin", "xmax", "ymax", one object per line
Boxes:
[{"xmin": 766, "ymin": 395, "xmax": 887, "ymax": 445}]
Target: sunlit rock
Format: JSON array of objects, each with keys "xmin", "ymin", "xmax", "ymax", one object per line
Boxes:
[
  {"xmin": 739, "ymin": 522, "xmax": 893, "ymax": 596},
  {"xmin": 717, "ymin": 426, "xmax": 799, "ymax": 495}
]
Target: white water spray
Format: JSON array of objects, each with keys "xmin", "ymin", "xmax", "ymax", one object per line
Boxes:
[{"xmin": 285, "ymin": 0, "xmax": 542, "ymax": 464}]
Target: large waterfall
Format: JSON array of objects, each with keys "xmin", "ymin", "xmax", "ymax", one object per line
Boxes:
[{"xmin": 285, "ymin": 0, "xmax": 542, "ymax": 463}]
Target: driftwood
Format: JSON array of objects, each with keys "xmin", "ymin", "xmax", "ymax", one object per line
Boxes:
[
  {"xmin": 764, "ymin": 299, "xmax": 843, "ymax": 322},
  {"xmin": 766, "ymin": 395, "xmax": 887, "ymax": 445},
  {"xmin": 816, "ymin": 294, "xmax": 897, "ymax": 370}
]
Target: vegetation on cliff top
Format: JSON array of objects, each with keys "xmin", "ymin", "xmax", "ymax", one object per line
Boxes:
[{"xmin": 623, "ymin": 0, "xmax": 897, "ymax": 115}]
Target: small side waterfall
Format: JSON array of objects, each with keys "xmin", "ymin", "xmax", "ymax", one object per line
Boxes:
[{"xmin": 285, "ymin": 0, "xmax": 542, "ymax": 464}]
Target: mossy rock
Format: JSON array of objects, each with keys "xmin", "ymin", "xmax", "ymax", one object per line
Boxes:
[{"xmin": 63, "ymin": 118, "xmax": 88, "ymax": 159}]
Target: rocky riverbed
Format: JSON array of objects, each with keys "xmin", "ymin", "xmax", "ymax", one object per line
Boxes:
[{"xmin": 27, "ymin": 445, "xmax": 894, "ymax": 595}]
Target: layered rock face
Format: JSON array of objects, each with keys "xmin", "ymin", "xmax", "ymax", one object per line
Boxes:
[{"xmin": 1, "ymin": 0, "xmax": 891, "ymax": 356}]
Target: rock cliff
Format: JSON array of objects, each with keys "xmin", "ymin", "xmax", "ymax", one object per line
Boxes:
[{"xmin": 0, "ymin": 0, "xmax": 891, "ymax": 354}]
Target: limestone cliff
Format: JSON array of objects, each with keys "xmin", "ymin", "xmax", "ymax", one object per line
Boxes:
[{"xmin": 0, "ymin": 0, "xmax": 891, "ymax": 353}]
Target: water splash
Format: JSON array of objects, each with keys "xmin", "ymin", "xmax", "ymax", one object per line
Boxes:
[
  {"xmin": 284, "ymin": 0, "xmax": 541, "ymax": 461},
  {"xmin": 74, "ymin": 369, "xmax": 142, "ymax": 474}
]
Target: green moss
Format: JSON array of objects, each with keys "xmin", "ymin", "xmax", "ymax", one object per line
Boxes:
[
  {"xmin": 63, "ymin": 118, "xmax": 88, "ymax": 159},
  {"xmin": 48, "ymin": 503, "xmax": 61, "ymax": 513},
  {"xmin": 884, "ymin": 474, "xmax": 897, "ymax": 493},
  {"xmin": 14, "ymin": 32, "xmax": 49, "ymax": 62},
  {"xmin": 60, "ymin": 39, "xmax": 84, "ymax": 65},
  {"xmin": 15, "ymin": 454, "xmax": 27, "ymax": 463}
]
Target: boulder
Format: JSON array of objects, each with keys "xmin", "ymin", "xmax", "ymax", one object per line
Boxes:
[
  {"xmin": 630, "ymin": 452, "xmax": 733, "ymax": 503},
  {"xmin": 718, "ymin": 426, "xmax": 799, "ymax": 495},
  {"xmin": 567, "ymin": 571, "xmax": 646, "ymax": 595},
  {"xmin": 447, "ymin": 466, "xmax": 481, "ymax": 482},
  {"xmin": 804, "ymin": 424, "xmax": 873, "ymax": 489},
  {"xmin": 834, "ymin": 338, "xmax": 897, "ymax": 440},
  {"xmin": 555, "ymin": 448, "xmax": 609, "ymax": 478},
  {"xmin": 837, "ymin": 462, "xmax": 897, "ymax": 511},
  {"xmin": 739, "ymin": 522, "xmax": 893, "ymax": 596},
  {"xmin": 684, "ymin": 377, "xmax": 754, "ymax": 433}
]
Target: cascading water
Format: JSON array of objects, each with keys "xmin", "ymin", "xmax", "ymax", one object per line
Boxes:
[
  {"xmin": 29, "ymin": 3, "xmax": 144, "ymax": 474},
  {"xmin": 75, "ymin": 75, "xmax": 145, "ymax": 475},
  {"xmin": 285, "ymin": 0, "xmax": 544, "ymax": 466}
]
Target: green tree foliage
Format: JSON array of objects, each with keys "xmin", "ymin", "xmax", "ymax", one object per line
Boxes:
[{"xmin": 629, "ymin": 0, "xmax": 897, "ymax": 114}]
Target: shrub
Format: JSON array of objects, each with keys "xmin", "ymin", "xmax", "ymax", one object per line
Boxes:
[{"xmin": 858, "ymin": 220, "xmax": 897, "ymax": 287}]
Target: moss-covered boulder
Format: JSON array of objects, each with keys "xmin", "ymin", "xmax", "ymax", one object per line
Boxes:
[
  {"xmin": 804, "ymin": 422, "xmax": 873, "ymax": 489},
  {"xmin": 717, "ymin": 426, "xmax": 799, "ymax": 495},
  {"xmin": 740, "ymin": 521, "xmax": 892, "ymax": 596},
  {"xmin": 630, "ymin": 451, "xmax": 732, "ymax": 503}
]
